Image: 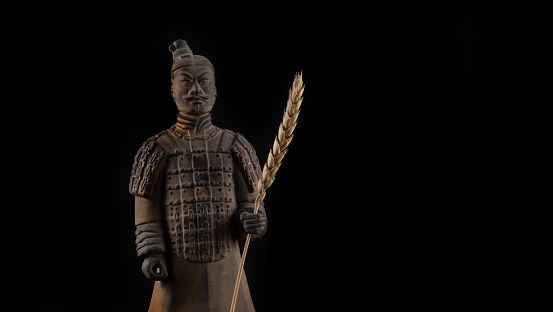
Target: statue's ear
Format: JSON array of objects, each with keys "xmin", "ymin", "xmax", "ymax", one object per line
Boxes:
[
  {"xmin": 171, "ymin": 80, "xmax": 176, "ymax": 101},
  {"xmin": 214, "ymin": 87, "xmax": 217, "ymax": 98}
]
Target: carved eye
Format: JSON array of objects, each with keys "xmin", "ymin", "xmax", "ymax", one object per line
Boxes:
[
  {"xmin": 182, "ymin": 81, "xmax": 192, "ymax": 87},
  {"xmin": 199, "ymin": 79, "xmax": 209, "ymax": 86}
]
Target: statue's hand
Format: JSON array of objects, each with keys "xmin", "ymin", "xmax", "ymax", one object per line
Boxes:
[
  {"xmin": 142, "ymin": 254, "xmax": 168, "ymax": 281},
  {"xmin": 240, "ymin": 211, "xmax": 267, "ymax": 235}
]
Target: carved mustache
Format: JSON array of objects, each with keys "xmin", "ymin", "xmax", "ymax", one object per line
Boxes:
[{"xmin": 183, "ymin": 94, "xmax": 209, "ymax": 101}]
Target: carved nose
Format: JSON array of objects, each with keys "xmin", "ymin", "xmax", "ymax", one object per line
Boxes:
[{"xmin": 188, "ymin": 81, "xmax": 203, "ymax": 96}]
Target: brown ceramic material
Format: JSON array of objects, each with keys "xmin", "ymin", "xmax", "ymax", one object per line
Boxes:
[{"xmin": 129, "ymin": 39, "xmax": 267, "ymax": 312}]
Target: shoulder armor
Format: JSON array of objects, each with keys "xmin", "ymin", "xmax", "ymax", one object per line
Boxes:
[
  {"xmin": 232, "ymin": 133, "xmax": 262, "ymax": 193},
  {"xmin": 218, "ymin": 129, "xmax": 236, "ymax": 151},
  {"xmin": 129, "ymin": 133, "xmax": 168, "ymax": 198}
]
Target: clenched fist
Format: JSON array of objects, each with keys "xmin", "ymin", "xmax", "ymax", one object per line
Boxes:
[
  {"xmin": 240, "ymin": 211, "xmax": 267, "ymax": 235},
  {"xmin": 142, "ymin": 254, "xmax": 168, "ymax": 281}
]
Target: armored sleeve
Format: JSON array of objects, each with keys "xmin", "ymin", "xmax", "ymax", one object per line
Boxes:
[
  {"xmin": 130, "ymin": 135, "xmax": 168, "ymax": 257},
  {"xmin": 231, "ymin": 133, "xmax": 263, "ymax": 202},
  {"xmin": 129, "ymin": 136, "xmax": 167, "ymax": 199}
]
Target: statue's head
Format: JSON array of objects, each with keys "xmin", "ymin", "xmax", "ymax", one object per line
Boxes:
[{"xmin": 169, "ymin": 40, "xmax": 216, "ymax": 115}]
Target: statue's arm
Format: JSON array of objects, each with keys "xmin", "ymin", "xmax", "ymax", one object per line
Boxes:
[
  {"xmin": 129, "ymin": 137, "xmax": 168, "ymax": 280},
  {"xmin": 231, "ymin": 133, "xmax": 268, "ymax": 240}
]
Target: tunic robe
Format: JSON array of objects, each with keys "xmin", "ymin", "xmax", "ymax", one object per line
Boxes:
[{"xmin": 130, "ymin": 114, "xmax": 266, "ymax": 312}]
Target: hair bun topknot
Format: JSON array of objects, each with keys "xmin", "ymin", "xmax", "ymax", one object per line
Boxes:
[{"xmin": 169, "ymin": 39, "xmax": 193, "ymax": 60}]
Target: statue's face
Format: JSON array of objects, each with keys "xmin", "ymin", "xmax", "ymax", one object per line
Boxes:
[{"xmin": 172, "ymin": 65, "xmax": 216, "ymax": 115}]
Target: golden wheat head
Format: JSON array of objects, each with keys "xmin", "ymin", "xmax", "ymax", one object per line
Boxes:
[{"xmin": 254, "ymin": 71, "xmax": 304, "ymax": 212}]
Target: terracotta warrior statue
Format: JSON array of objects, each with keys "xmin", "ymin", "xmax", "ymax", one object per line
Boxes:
[{"xmin": 129, "ymin": 39, "xmax": 267, "ymax": 312}]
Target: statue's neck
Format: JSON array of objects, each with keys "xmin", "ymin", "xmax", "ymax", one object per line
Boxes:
[{"xmin": 174, "ymin": 112, "xmax": 213, "ymax": 137}]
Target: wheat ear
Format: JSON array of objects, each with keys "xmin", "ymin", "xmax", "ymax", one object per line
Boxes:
[
  {"xmin": 230, "ymin": 71, "xmax": 304, "ymax": 312},
  {"xmin": 253, "ymin": 71, "xmax": 304, "ymax": 212}
]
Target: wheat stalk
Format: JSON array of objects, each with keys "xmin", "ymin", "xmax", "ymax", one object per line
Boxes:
[{"xmin": 230, "ymin": 71, "xmax": 304, "ymax": 312}]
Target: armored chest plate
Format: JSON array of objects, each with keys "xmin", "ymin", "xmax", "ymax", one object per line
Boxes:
[{"xmin": 161, "ymin": 129, "xmax": 237, "ymax": 262}]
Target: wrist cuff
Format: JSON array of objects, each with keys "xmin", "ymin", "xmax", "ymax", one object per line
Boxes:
[{"xmin": 135, "ymin": 222, "xmax": 166, "ymax": 258}]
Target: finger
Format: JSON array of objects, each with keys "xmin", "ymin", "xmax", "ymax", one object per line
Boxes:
[
  {"xmin": 144, "ymin": 267, "xmax": 157, "ymax": 280},
  {"xmin": 244, "ymin": 220, "xmax": 267, "ymax": 230},
  {"xmin": 245, "ymin": 227, "xmax": 265, "ymax": 234},
  {"xmin": 244, "ymin": 223, "xmax": 266, "ymax": 231},
  {"xmin": 244, "ymin": 217, "xmax": 266, "ymax": 224},
  {"xmin": 241, "ymin": 212, "xmax": 265, "ymax": 220},
  {"xmin": 245, "ymin": 223, "xmax": 265, "ymax": 230},
  {"xmin": 159, "ymin": 258, "xmax": 168, "ymax": 278}
]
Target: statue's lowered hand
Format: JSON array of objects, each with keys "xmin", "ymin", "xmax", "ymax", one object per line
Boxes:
[{"xmin": 142, "ymin": 254, "xmax": 168, "ymax": 281}]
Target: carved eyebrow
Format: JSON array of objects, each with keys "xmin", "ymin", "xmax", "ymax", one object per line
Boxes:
[
  {"xmin": 178, "ymin": 72, "xmax": 193, "ymax": 79},
  {"xmin": 198, "ymin": 71, "xmax": 210, "ymax": 78}
]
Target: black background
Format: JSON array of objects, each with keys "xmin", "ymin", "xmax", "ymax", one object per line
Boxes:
[{"xmin": 2, "ymin": 0, "xmax": 544, "ymax": 311}]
